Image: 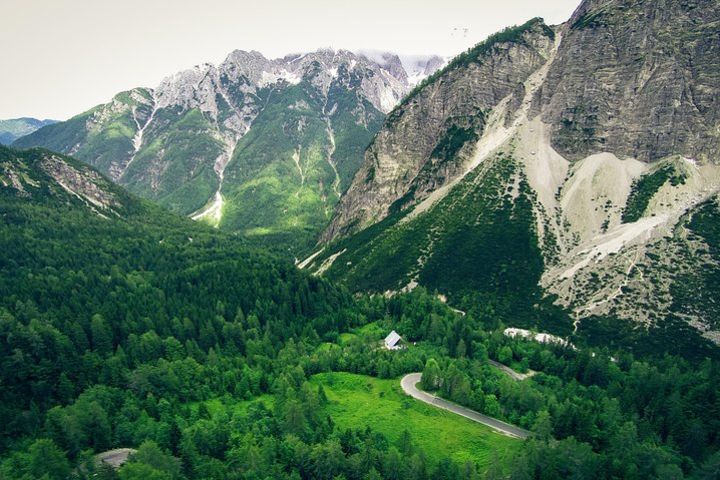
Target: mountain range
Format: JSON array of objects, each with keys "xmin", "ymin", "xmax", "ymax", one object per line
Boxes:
[
  {"xmin": 11, "ymin": 0, "xmax": 720, "ymax": 355},
  {"xmin": 14, "ymin": 50, "xmax": 443, "ymax": 253}
]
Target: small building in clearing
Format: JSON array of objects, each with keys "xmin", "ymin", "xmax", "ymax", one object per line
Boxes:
[{"xmin": 384, "ymin": 330, "xmax": 405, "ymax": 350}]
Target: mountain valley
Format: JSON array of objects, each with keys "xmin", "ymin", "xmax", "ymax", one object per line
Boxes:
[{"xmin": 2, "ymin": 0, "xmax": 720, "ymax": 478}]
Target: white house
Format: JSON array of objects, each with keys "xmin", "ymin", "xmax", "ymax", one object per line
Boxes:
[{"xmin": 384, "ymin": 330, "xmax": 404, "ymax": 350}]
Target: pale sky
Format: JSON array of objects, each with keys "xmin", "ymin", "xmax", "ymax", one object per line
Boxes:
[{"xmin": 0, "ymin": 0, "xmax": 579, "ymax": 120}]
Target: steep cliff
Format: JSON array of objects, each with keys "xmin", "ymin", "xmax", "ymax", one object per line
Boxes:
[
  {"xmin": 322, "ymin": 19, "xmax": 557, "ymax": 240},
  {"xmin": 536, "ymin": 0, "xmax": 720, "ymax": 163},
  {"xmin": 308, "ymin": 1, "xmax": 720, "ymax": 353}
]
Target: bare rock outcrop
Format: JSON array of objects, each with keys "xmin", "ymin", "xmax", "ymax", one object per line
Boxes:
[
  {"xmin": 322, "ymin": 19, "xmax": 557, "ymax": 241},
  {"xmin": 535, "ymin": 0, "xmax": 720, "ymax": 163}
]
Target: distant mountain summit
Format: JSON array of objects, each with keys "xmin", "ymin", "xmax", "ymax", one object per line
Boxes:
[
  {"xmin": 0, "ymin": 118, "xmax": 56, "ymax": 145},
  {"xmin": 14, "ymin": 48, "xmax": 443, "ymax": 252},
  {"xmin": 357, "ymin": 51, "xmax": 447, "ymax": 86}
]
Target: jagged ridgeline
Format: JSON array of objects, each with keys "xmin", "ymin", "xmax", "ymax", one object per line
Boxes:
[
  {"xmin": 308, "ymin": 0, "xmax": 720, "ymax": 357},
  {"xmin": 13, "ymin": 50, "xmax": 442, "ymax": 253},
  {"xmin": 310, "ymin": 18, "xmax": 562, "ymax": 325}
]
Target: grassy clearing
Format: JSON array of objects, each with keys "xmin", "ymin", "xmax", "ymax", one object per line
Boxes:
[
  {"xmin": 309, "ymin": 372, "xmax": 522, "ymax": 469},
  {"xmin": 338, "ymin": 332, "xmax": 358, "ymax": 345},
  {"xmin": 190, "ymin": 371, "xmax": 521, "ymax": 470}
]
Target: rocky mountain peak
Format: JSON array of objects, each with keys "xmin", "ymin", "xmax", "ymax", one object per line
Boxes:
[
  {"xmin": 322, "ymin": 18, "xmax": 558, "ymax": 241},
  {"xmin": 358, "ymin": 50, "xmax": 448, "ymax": 86},
  {"xmin": 361, "ymin": 52, "xmax": 408, "ymax": 84},
  {"xmin": 221, "ymin": 50, "xmax": 273, "ymax": 85}
]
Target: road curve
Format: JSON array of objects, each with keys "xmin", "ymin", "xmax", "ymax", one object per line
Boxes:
[{"xmin": 401, "ymin": 373, "xmax": 530, "ymax": 439}]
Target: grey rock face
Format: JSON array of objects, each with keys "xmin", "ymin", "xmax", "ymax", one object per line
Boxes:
[
  {"xmin": 325, "ymin": 0, "xmax": 720, "ymax": 244},
  {"xmin": 323, "ymin": 20, "xmax": 556, "ymax": 241},
  {"xmin": 40, "ymin": 154, "xmax": 121, "ymax": 210},
  {"xmin": 535, "ymin": 0, "xmax": 720, "ymax": 163}
]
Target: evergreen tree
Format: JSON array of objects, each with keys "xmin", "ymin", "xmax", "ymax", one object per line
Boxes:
[{"xmin": 421, "ymin": 359, "xmax": 441, "ymax": 391}]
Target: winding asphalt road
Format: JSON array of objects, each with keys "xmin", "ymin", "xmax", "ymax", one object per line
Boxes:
[{"xmin": 401, "ymin": 373, "xmax": 530, "ymax": 439}]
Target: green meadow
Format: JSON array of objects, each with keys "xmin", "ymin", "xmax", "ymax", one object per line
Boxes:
[
  {"xmin": 191, "ymin": 371, "xmax": 521, "ymax": 471},
  {"xmin": 310, "ymin": 372, "xmax": 521, "ymax": 469}
]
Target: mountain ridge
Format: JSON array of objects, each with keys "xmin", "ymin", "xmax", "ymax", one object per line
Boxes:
[
  {"xmin": 0, "ymin": 118, "xmax": 57, "ymax": 145},
  {"xmin": 13, "ymin": 48, "xmax": 443, "ymax": 253},
  {"xmin": 304, "ymin": 1, "xmax": 720, "ymax": 354}
]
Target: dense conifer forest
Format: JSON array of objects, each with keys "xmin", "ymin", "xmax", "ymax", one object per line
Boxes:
[{"xmin": 0, "ymin": 147, "xmax": 717, "ymax": 479}]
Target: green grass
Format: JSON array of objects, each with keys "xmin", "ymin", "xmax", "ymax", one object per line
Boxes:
[
  {"xmin": 338, "ymin": 332, "xmax": 358, "ymax": 345},
  {"xmin": 188, "ymin": 371, "xmax": 521, "ymax": 471},
  {"xmin": 309, "ymin": 372, "xmax": 521, "ymax": 469}
]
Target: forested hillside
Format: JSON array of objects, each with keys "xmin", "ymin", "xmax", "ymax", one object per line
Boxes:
[{"xmin": 0, "ymin": 146, "xmax": 719, "ymax": 479}]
